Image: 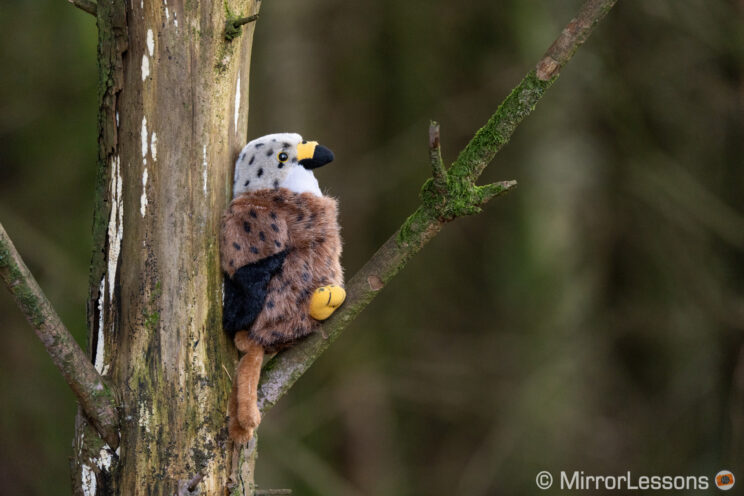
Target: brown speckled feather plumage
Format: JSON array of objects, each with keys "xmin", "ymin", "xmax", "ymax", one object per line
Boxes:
[{"xmin": 220, "ymin": 188, "xmax": 343, "ymax": 351}]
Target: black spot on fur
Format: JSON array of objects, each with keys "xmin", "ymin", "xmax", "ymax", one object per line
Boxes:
[
  {"xmin": 278, "ymin": 163, "xmax": 284, "ymax": 169},
  {"xmin": 296, "ymin": 213, "xmax": 304, "ymax": 222},
  {"xmin": 300, "ymin": 314, "xmax": 306, "ymax": 321},
  {"xmin": 249, "ymin": 209, "xmax": 257, "ymax": 218},
  {"xmin": 255, "ymin": 143, "xmax": 264, "ymax": 148},
  {"xmin": 266, "ymin": 149, "xmax": 273, "ymax": 156},
  {"xmin": 273, "ymin": 179, "xmax": 279, "ymax": 189},
  {"xmin": 244, "ymin": 179, "xmax": 250, "ymax": 187},
  {"xmin": 305, "ymin": 222, "xmax": 313, "ymax": 230},
  {"xmin": 282, "ymin": 142, "xmax": 290, "ymax": 148},
  {"xmin": 257, "ymin": 168, "xmax": 264, "ymax": 177},
  {"xmin": 239, "ymin": 150, "xmax": 246, "ymax": 161},
  {"xmin": 301, "ymin": 272, "xmax": 310, "ymax": 282},
  {"xmin": 243, "ymin": 221, "xmax": 251, "ymax": 233},
  {"xmin": 316, "ymin": 237, "xmax": 325, "ymax": 244},
  {"xmin": 271, "ymin": 223, "xmax": 279, "ymax": 232},
  {"xmin": 270, "ymin": 212, "xmax": 277, "ymax": 219},
  {"xmin": 266, "ymin": 300, "xmax": 275, "ymax": 309},
  {"xmin": 259, "ymin": 231, "xmax": 266, "ymax": 241},
  {"xmin": 229, "ymin": 260, "xmax": 234, "ymax": 267},
  {"xmin": 273, "ymin": 195, "xmax": 284, "ymax": 204},
  {"xmin": 291, "ymin": 157, "xmax": 298, "ymax": 163},
  {"xmin": 250, "ymin": 246, "xmax": 259, "ymax": 254},
  {"xmin": 274, "ymin": 240, "xmax": 282, "ymax": 248},
  {"xmin": 232, "ymin": 242, "xmax": 241, "ymax": 251},
  {"xmin": 249, "ymin": 155, "xmax": 255, "ymax": 165}
]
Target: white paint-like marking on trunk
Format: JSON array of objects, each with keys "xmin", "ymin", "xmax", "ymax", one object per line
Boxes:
[
  {"xmin": 140, "ymin": 117, "xmax": 150, "ymax": 216},
  {"xmin": 141, "ymin": 54, "xmax": 150, "ymax": 81},
  {"xmin": 106, "ymin": 156, "xmax": 124, "ymax": 302},
  {"xmin": 202, "ymin": 145, "xmax": 208, "ymax": 196},
  {"xmin": 97, "ymin": 447, "xmax": 113, "ymax": 470},
  {"xmin": 165, "ymin": 6, "xmax": 169, "ymax": 19},
  {"xmin": 78, "ymin": 429, "xmax": 84, "ymax": 458},
  {"xmin": 81, "ymin": 464, "xmax": 96, "ymax": 496},
  {"xmin": 173, "ymin": 11, "xmax": 178, "ymax": 27},
  {"xmin": 140, "ymin": 167, "xmax": 149, "ymax": 217},
  {"xmin": 95, "ymin": 277, "xmax": 106, "ymax": 374},
  {"xmin": 138, "ymin": 402, "xmax": 152, "ymax": 433},
  {"xmin": 234, "ymin": 74, "xmax": 241, "ymax": 130},
  {"xmin": 146, "ymin": 29, "xmax": 154, "ymax": 57},
  {"xmin": 116, "ymin": 112, "xmax": 119, "ymax": 128},
  {"xmin": 151, "ymin": 132, "xmax": 158, "ymax": 161},
  {"xmin": 141, "ymin": 117, "xmax": 149, "ymax": 158}
]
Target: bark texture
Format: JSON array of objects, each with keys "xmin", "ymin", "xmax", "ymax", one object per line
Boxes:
[{"xmin": 71, "ymin": 0, "xmax": 260, "ymax": 494}]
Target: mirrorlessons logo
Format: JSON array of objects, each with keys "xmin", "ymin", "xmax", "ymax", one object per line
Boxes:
[
  {"xmin": 715, "ymin": 471, "xmax": 735, "ymax": 491},
  {"xmin": 535, "ymin": 470, "xmax": 736, "ymax": 491}
]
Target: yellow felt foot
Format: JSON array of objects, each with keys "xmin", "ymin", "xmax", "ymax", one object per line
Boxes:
[{"xmin": 308, "ymin": 285, "xmax": 346, "ymax": 320}]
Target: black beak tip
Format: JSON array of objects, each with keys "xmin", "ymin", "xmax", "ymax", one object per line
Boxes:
[{"xmin": 299, "ymin": 145, "xmax": 335, "ymax": 169}]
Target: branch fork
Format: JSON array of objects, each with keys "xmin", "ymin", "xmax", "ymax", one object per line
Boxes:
[{"xmin": 421, "ymin": 121, "xmax": 516, "ymax": 222}]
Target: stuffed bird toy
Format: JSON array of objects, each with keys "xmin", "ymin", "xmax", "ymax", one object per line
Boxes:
[{"xmin": 221, "ymin": 132, "xmax": 345, "ymax": 442}]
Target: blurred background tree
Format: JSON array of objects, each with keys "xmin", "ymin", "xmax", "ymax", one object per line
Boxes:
[{"xmin": 1, "ymin": 0, "xmax": 743, "ymax": 494}]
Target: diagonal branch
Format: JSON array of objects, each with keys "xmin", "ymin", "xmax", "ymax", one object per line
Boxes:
[
  {"xmin": 68, "ymin": 0, "xmax": 97, "ymax": 17},
  {"xmin": 0, "ymin": 222, "xmax": 119, "ymax": 449},
  {"xmin": 256, "ymin": 0, "xmax": 618, "ymax": 415}
]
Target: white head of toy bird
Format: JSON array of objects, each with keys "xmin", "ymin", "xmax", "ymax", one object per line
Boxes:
[
  {"xmin": 232, "ymin": 132, "xmax": 335, "ymax": 198},
  {"xmin": 221, "ymin": 132, "xmax": 345, "ymax": 443}
]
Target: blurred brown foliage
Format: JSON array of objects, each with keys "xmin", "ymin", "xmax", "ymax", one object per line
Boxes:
[{"xmin": 1, "ymin": 0, "xmax": 743, "ymax": 494}]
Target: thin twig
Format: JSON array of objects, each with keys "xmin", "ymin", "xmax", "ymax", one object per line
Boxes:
[
  {"xmin": 254, "ymin": 0, "xmax": 618, "ymax": 416},
  {"xmin": 187, "ymin": 473, "xmax": 205, "ymax": 492},
  {"xmin": 68, "ymin": 0, "xmax": 97, "ymax": 16},
  {"xmin": 536, "ymin": 0, "xmax": 618, "ymax": 81},
  {"xmin": 225, "ymin": 14, "xmax": 259, "ymax": 41},
  {"xmin": 176, "ymin": 472, "xmax": 204, "ymax": 495},
  {"xmin": 428, "ymin": 121, "xmax": 447, "ymax": 193},
  {"xmin": 233, "ymin": 14, "xmax": 259, "ymax": 27},
  {"xmin": 0, "ymin": 222, "xmax": 119, "ymax": 448}
]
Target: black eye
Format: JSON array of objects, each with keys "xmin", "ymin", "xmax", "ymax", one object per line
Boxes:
[{"xmin": 278, "ymin": 152, "xmax": 288, "ymax": 162}]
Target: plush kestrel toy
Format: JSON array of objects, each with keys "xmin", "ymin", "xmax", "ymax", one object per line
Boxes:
[{"xmin": 221, "ymin": 132, "xmax": 345, "ymax": 442}]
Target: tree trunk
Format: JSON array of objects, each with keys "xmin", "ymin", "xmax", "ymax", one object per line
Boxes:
[{"xmin": 70, "ymin": 1, "xmax": 259, "ymax": 494}]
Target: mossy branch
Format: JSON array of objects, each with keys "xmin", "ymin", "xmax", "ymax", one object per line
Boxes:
[
  {"xmin": 0, "ymin": 222, "xmax": 119, "ymax": 449},
  {"xmin": 253, "ymin": 0, "xmax": 618, "ymax": 417},
  {"xmin": 68, "ymin": 0, "xmax": 97, "ymax": 16},
  {"xmin": 225, "ymin": 14, "xmax": 259, "ymax": 41}
]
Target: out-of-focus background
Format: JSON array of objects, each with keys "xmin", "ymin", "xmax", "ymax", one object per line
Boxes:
[{"xmin": 2, "ymin": 0, "xmax": 744, "ymax": 494}]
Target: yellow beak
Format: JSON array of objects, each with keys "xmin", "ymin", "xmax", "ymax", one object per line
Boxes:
[{"xmin": 297, "ymin": 141, "xmax": 335, "ymax": 170}]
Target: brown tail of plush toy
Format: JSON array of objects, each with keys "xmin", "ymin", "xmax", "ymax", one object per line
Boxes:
[{"xmin": 228, "ymin": 331, "xmax": 265, "ymax": 443}]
